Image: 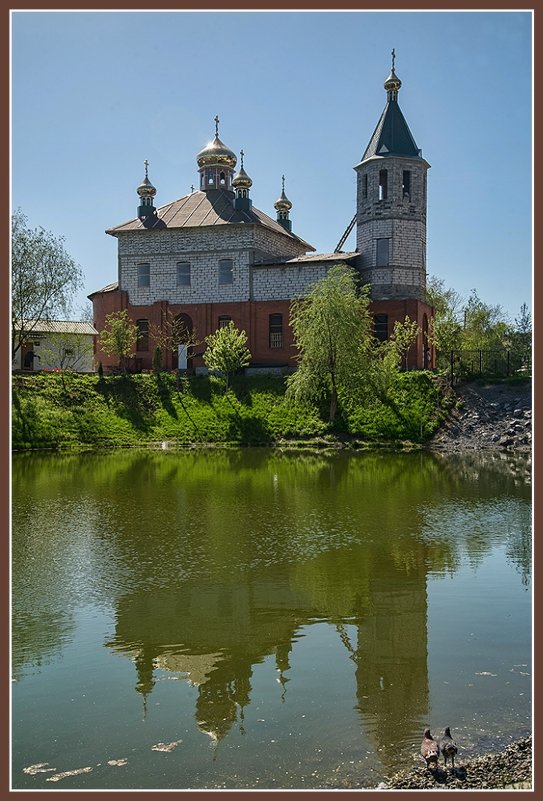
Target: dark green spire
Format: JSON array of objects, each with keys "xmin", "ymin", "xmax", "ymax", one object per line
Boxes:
[{"xmin": 361, "ymin": 53, "xmax": 421, "ymax": 161}]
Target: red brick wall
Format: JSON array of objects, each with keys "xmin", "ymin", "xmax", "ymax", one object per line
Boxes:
[{"xmin": 91, "ymin": 291, "xmax": 434, "ymax": 371}]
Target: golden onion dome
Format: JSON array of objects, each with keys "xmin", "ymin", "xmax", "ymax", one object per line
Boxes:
[
  {"xmin": 137, "ymin": 160, "xmax": 156, "ymax": 197},
  {"xmin": 274, "ymin": 189, "xmax": 292, "ymax": 212},
  {"xmin": 384, "ymin": 68, "xmax": 402, "ymax": 93},
  {"xmin": 196, "ymin": 135, "xmax": 237, "ymax": 169},
  {"xmin": 137, "ymin": 176, "xmax": 156, "ymax": 198},
  {"xmin": 232, "ymin": 165, "xmax": 252, "ymax": 189}
]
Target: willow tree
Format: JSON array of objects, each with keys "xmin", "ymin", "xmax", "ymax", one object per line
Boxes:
[
  {"xmin": 11, "ymin": 209, "xmax": 84, "ymax": 360},
  {"xmin": 286, "ymin": 264, "xmax": 374, "ymax": 423}
]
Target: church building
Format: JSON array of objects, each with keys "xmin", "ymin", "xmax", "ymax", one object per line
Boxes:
[{"xmin": 89, "ymin": 56, "xmax": 434, "ymax": 372}]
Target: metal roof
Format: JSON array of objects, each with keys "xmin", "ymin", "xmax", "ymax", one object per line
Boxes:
[
  {"xmin": 106, "ymin": 189, "xmax": 315, "ymax": 251},
  {"xmin": 16, "ymin": 320, "xmax": 98, "ymax": 335},
  {"xmin": 360, "ymin": 98, "xmax": 421, "ymax": 162}
]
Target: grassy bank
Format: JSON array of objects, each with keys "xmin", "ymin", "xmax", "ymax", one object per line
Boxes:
[{"xmin": 12, "ymin": 371, "xmax": 453, "ymax": 450}]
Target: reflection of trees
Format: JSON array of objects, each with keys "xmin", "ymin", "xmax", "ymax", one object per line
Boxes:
[{"xmin": 12, "ymin": 448, "xmax": 531, "ymax": 756}]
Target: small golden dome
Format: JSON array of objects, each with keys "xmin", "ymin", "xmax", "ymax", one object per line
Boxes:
[
  {"xmin": 384, "ymin": 68, "xmax": 402, "ymax": 93},
  {"xmin": 137, "ymin": 160, "xmax": 156, "ymax": 197},
  {"xmin": 197, "ymin": 135, "xmax": 237, "ymax": 169},
  {"xmin": 274, "ymin": 189, "xmax": 292, "ymax": 212},
  {"xmin": 232, "ymin": 166, "xmax": 252, "ymax": 189}
]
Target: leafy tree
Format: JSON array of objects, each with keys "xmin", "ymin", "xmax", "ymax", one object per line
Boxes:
[
  {"xmin": 203, "ymin": 321, "xmax": 251, "ymax": 391},
  {"xmin": 98, "ymin": 310, "xmax": 138, "ymax": 372},
  {"xmin": 149, "ymin": 309, "xmax": 199, "ymax": 370},
  {"xmin": 512, "ymin": 302, "xmax": 532, "ymax": 351},
  {"xmin": 11, "ymin": 209, "xmax": 84, "ymax": 360},
  {"xmin": 152, "ymin": 345, "xmax": 163, "ymax": 373},
  {"xmin": 384, "ymin": 315, "xmax": 421, "ymax": 371},
  {"xmin": 425, "ymin": 275, "xmax": 464, "ymax": 353},
  {"xmin": 462, "ymin": 289, "xmax": 511, "ymax": 351},
  {"xmin": 286, "ymin": 264, "xmax": 374, "ymax": 423}
]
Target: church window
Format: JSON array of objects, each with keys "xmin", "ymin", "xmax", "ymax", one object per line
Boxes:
[
  {"xmin": 136, "ymin": 319, "xmax": 149, "ymax": 351},
  {"xmin": 363, "ymin": 174, "xmax": 368, "ymax": 199},
  {"xmin": 376, "ymin": 238, "xmax": 390, "ymax": 267},
  {"xmin": 208, "ymin": 170, "xmax": 214, "ymax": 185},
  {"xmin": 402, "ymin": 170, "xmax": 411, "ymax": 199},
  {"xmin": 218, "ymin": 315, "xmax": 232, "ymax": 329},
  {"xmin": 176, "ymin": 262, "xmax": 191, "ymax": 286},
  {"xmin": 219, "ymin": 258, "xmax": 233, "ymax": 285},
  {"xmin": 374, "ymin": 314, "xmax": 389, "ymax": 342},
  {"xmin": 219, "ymin": 171, "xmax": 226, "ymax": 185},
  {"xmin": 137, "ymin": 263, "xmax": 150, "ymax": 288},
  {"xmin": 378, "ymin": 169, "xmax": 388, "ymax": 201},
  {"xmin": 269, "ymin": 314, "xmax": 283, "ymax": 349}
]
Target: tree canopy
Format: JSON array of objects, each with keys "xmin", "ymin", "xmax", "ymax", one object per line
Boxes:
[
  {"xmin": 286, "ymin": 264, "xmax": 375, "ymax": 423},
  {"xmin": 11, "ymin": 209, "xmax": 84, "ymax": 359},
  {"xmin": 98, "ymin": 310, "xmax": 138, "ymax": 372},
  {"xmin": 203, "ymin": 321, "xmax": 251, "ymax": 390}
]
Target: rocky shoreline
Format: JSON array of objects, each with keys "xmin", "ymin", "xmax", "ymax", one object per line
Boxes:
[
  {"xmin": 429, "ymin": 379, "xmax": 532, "ymax": 452},
  {"xmin": 377, "ymin": 735, "xmax": 532, "ymax": 790}
]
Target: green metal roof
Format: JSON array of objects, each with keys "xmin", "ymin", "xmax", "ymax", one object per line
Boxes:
[{"xmin": 361, "ymin": 98, "xmax": 421, "ymax": 161}]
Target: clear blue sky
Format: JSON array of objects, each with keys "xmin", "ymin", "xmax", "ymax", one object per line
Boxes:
[{"xmin": 11, "ymin": 10, "xmax": 533, "ymax": 322}]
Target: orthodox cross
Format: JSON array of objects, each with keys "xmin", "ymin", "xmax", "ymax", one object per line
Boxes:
[
  {"xmin": 240, "ymin": 149, "xmax": 244, "ymax": 168},
  {"xmin": 190, "ymin": 185, "xmax": 194, "ymax": 193},
  {"xmin": 144, "ymin": 159, "xmax": 149, "ymax": 178},
  {"xmin": 281, "ymin": 174, "xmax": 285, "ymax": 192},
  {"xmin": 214, "ymin": 115, "xmax": 220, "ymax": 137},
  {"xmin": 391, "ymin": 48, "xmax": 396, "ymax": 71}
]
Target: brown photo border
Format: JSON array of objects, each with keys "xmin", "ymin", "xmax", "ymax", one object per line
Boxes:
[{"xmin": 2, "ymin": 1, "xmax": 539, "ymax": 799}]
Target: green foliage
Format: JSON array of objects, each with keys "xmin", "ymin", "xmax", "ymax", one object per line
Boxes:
[
  {"xmin": 203, "ymin": 321, "xmax": 251, "ymax": 391},
  {"xmin": 462, "ymin": 289, "xmax": 511, "ymax": 351},
  {"xmin": 287, "ymin": 264, "xmax": 374, "ymax": 423},
  {"xmin": 98, "ymin": 310, "xmax": 138, "ymax": 371},
  {"xmin": 346, "ymin": 371, "xmax": 450, "ymax": 441},
  {"xmin": 12, "ymin": 370, "xmax": 448, "ymax": 451},
  {"xmin": 152, "ymin": 346, "xmax": 163, "ymax": 373},
  {"xmin": 11, "ymin": 209, "xmax": 84, "ymax": 360},
  {"xmin": 511, "ymin": 303, "xmax": 532, "ymax": 352}
]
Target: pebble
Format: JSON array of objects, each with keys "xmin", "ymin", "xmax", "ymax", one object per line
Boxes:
[
  {"xmin": 429, "ymin": 380, "xmax": 531, "ymax": 453},
  {"xmin": 380, "ymin": 735, "xmax": 531, "ymax": 790}
]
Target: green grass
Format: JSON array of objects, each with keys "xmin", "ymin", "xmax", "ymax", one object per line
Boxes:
[{"xmin": 12, "ymin": 370, "xmax": 452, "ymax": 451}]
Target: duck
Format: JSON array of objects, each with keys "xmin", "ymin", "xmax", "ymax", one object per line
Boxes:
[
  {"xmin": 439, "ymin": 726, "xmax": 458, "ymax": 769},
  {"xmin": 420, "ymin": 728, "xmax": 440, "ymax": 768}
]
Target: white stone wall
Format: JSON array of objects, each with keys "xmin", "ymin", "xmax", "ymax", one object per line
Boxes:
[
  {"xmin": 355, "ymin": 156, "xmax": 428, "ymax": 300},
  {"xmin": 252, "ymin": 262, "xmax": 331, "ymax": 301},
  {"xmin": 116, "ymin": 224, "xmax": 307, "ymax": 306},
  {"xmin": 12, "ymin": 334, "xmax": 96, "ymax": 372}
]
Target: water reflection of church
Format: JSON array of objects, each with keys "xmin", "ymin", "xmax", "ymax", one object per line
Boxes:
[{"xmin": 106, "ymin": 555, "xmax": 429, "ymax": 758}]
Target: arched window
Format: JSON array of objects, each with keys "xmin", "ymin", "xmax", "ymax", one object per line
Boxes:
[
  {"xmin": 269, "ymin": 314, "xmax": 283, "ymax": 349},
  {"xmin": 219, "ymin": 171, "xmax": 226, "ymax": 185},
  {"xmin": 218, "ymin": 259, "xmax": 233, "ymax": 285},
  {"xmin": 374, "ymin": 314, "xmax": 388, "ymax": 342},
  {"xmin": 218, "ymin": 315, "xmax": 232, "ymax": 329},
  {"xmin": 137, "ymin": 263, "xmax": 150, "ymax": 288},
  {"xmin": 136, "ymin": 319, "xmax": 149, "ymax": 352}
]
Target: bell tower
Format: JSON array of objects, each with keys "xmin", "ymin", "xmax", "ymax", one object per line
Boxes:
[{"xmin": 354, "ymin": 51, "xmax": 430, "ymax": 302}]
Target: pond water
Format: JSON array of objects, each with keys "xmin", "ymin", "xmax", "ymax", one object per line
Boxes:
[{"xmin": 11, "ymin": 448, "xmax": 532, "ymax": 790}]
